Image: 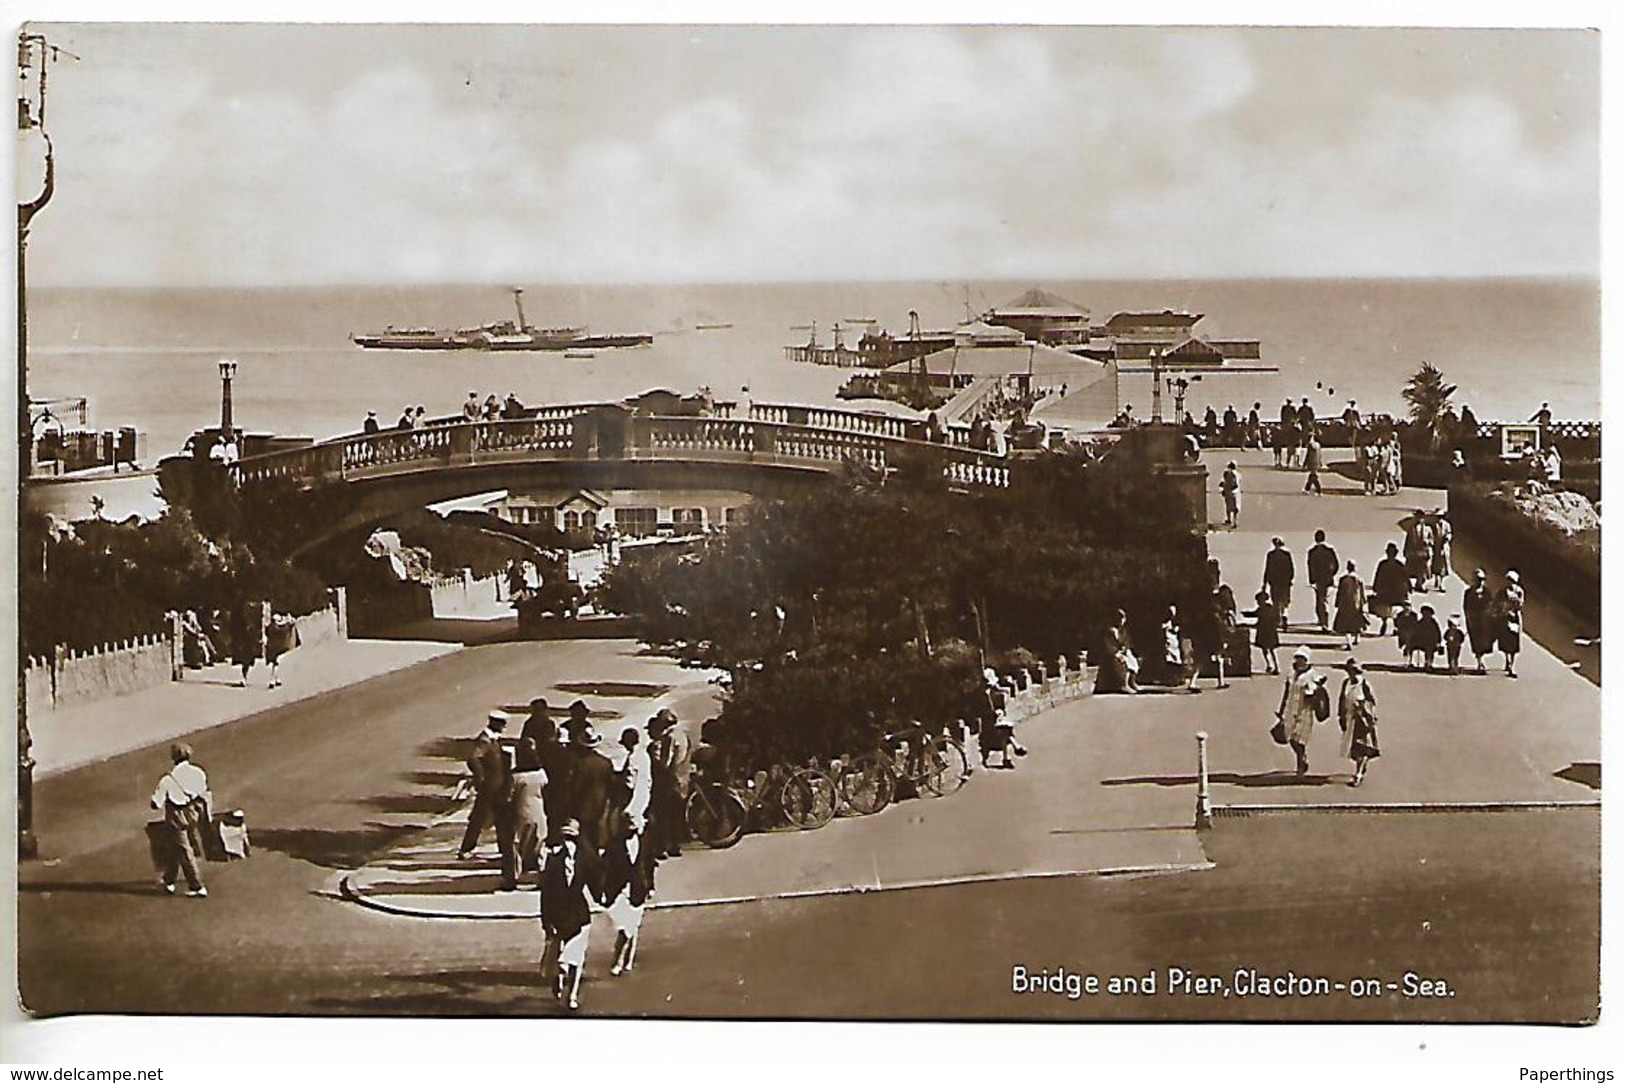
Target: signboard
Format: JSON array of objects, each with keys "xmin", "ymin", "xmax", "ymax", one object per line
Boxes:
[{"xmin": 1499, "ymin": 423, "xmax": 1542, "ymax": 460}]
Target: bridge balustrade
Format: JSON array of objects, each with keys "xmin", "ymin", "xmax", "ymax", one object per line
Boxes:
[{"xmin": 233, "ymin": 405, "xmax": 1011, "ymax": 491}]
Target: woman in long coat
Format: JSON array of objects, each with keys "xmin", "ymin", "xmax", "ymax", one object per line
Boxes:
[
  {"xmin": 1370, "ymin": 542, "xmax": 1411, "ymax": 636},
  {"xmin": 1461, "ymin": 569, "xmax": 1496, "ymax": 675},
  {"xmin": 1498, "ymin": 570, "xmax": 1527, "ymax": 678},
  {"xmin": 1332, "ymin": 560, "xmax": 1368, "ymax": 651},
  {"xmin": 1337, "ymin": 658, "xmax": 1380, "ymax": 787}
]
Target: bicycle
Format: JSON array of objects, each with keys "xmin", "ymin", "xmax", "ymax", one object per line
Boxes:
[
  {"xmin": 835, "ymin": 727, "xmax": 969, "ymax": 816},
  {"xmin": 684, "ymin": 762, "xmax": 835, "ymax": 847}
]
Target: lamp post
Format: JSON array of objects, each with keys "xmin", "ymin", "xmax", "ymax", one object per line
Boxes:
[
  {"xmin": 218, "ymin": 358, "xmax": 238, "ymax": 440},
  {"xmin": 17, "ymin": 31, "xmax": 72, "ymax": 861}
]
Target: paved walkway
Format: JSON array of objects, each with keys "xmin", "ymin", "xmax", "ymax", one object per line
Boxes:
[
  {"xmin": 340, "ymin": 447, "xmax": 1598, "ymax": 920},
  {"xmin": 31, "ymin": 638, "xmax": 459, "ymax": 778}
]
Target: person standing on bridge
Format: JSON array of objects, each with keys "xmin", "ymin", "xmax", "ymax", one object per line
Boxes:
[
  {"xmin": 363, "ymin": 410, "xmax": 380, "ymax": 434},
  {"xmin": 462, "ymin": 391, "xmax": 482, "ymax": 423},
  {"xmin": 1306, "ymin": 530, "xmax": 1339, "ymax": 632}
]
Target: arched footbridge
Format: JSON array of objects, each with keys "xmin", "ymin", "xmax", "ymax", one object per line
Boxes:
[{"xmin": 228, "ymin": 402, "xmax": 1014, "ymax": 550}]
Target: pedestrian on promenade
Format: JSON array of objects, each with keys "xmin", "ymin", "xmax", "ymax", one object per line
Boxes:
[
  {"xmin": 459, "ymin": 711, "xmax": 519, "ymax": 892},
  {"xmin": 646, "ymin": 709, "xmax": 691, "ymax": 859},
  {"xmin": 1223, "ymin": 404, "xmax": 1239, "ymax": 443},
  {"xmin": 1096, "ymin": 611, "xmax": 1140, "ymax": 695},
  {"xmin": 1202, "ymin": 567, "xmax": 1238, "ymax": 688},
  {"xmin": 1247, "ymin": 402, "xmax": 1263, "ymax": 448},
  {"xmin": 562, "ymin": 702, "xmax": 614, "ymax": 852},
  {"xmin": 396, "ymin": 405, "xmax": 415, "ymax": 430},
  {"xmin": 1403, "ymin": 511, "xmax": 1434, "ymax": 593},
  {"xmin": 602, "ymin": 827, "xmax": 654, "ymax": 977},
  {"xmin": 1429, "ymin": 510, "xmax": 1454, "ymax": 591},
  {"xmin": 1277, "ymin": 398, "xmax": 1294, "ymax": 467},
  {"xmin": 1393, "ymin": 602, "xmax": 1419, "ymax": 664},
  {"xmin": 1498, "ymin": 569, "xmax": 1526, "ymax": 678},
  {"xmin": 1444, "ymin": 615, "xmax": 1466, "ymax": 675},
  {"xmin": 1336, "ymin": 658, "xmax": 1379, "ymax": 788},
  {"xmin": 1303, "ymin": 432, "xmax": 1324, "ymax": 494},
  {"xmin": 1411, "ymin": 604, "xmax": 1443, "ymax": 671},
  {"xmin": 1220, "ymin": 461, "xmax": 1241, "ymax": 528},
  {"xmin": 512, "ymin": 737, "xmax": 549, "ymax": 881},
  {"xmin": 179, "ymin": 609, "xmax": 217, "ymax": 668},
  {"xmin": 1371, "ymin": 542, "xmax": 1410, "ymax": 636},
  {"xmin": 264, "ymin": 612, "xmax": 299, "ymax": 689},
  {"xmin": 1263, "ymin": 536, "xmax": 1295, "ymax": 629},
  {"xmin": 1341, "ymin": 400, "xmax": 1361, "ymax": 432},
  {"xmin": 539, "ymin": 819, "xmax": 601, "ymax": 1012},
  {"xmin": 462, "ymin": 391, "xmax": 482, "ymax": 422},
  {"xmin": 363, "ymin": 410, "xmax": 380, "ymax": 434},
  {"xmin": 227, "ymin": 596, "xmax": 264, "ymax": 688},
  {"xmin": 1333, "ymin": 560, "xmax": 1368, "ymax": 651},
  {"xmin": 150, "ymin": 743, "xmax": 210, "ymax": 897},
  {"xmin": 611, "ymin": 724, "xmax": 653, "ymax": 843},
  {"xmin": 977, "ymin": 669, "xmax": 1012, "ymax": 765},
  {"xmin": 1248, "ymin": 591, "xmax": 1282, "ymax": 675},
  {"xmin": 1388, "ymin": 433, "xmax": 1405, "ymax": 492},
  {"xmin": 1306, "ymin": 529, "xmax": 1339, "ymax": 632},
  {"xmin": 1275, "ymin": 647, "xmax": 1328, "ymax": 776},
  {"xmin": 1162, "ymin": 606, "xmax": 1200, "ymax": 693},
  {"xmin": 1462, "ymin": 569, "xmax": 1495, "ymax": 674},
  {"xmin": 1531, "ymin": 401, "xmax": 1553, "ymax": 429},
  {"xmin": 521, "ymin": 698, "xmax": 572, "ymax": 841}
]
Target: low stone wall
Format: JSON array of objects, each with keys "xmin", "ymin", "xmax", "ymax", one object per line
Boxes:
[
  {"xmin": 26, "ymin": 633, "xmax": 175, "ymax": 713},
  {"xmin": 998, "ymin": 654, "xmax": 1094, "ymax": 724},
  {"xmin": 1448, "ymin": 482, "xmax": 1600, "ymax": 626}
]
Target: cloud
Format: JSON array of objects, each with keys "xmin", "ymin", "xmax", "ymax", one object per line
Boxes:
[{"xmin": 24, "ymin": 25, "xmax": 1597, "ymax": 286}]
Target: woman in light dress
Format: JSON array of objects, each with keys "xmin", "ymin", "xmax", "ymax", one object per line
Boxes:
[
  {"xmin": 1336, "ymin": 657, "xmax": 1380, "ymax": 787},
  {"xmin": 511, "ymin": 737, "xmax": 549, "ymax": 881}
]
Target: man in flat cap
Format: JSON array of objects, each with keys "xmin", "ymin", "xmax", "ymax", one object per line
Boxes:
[{"xmin": 459, "ymin": 710, "xmax": 519, "ymax": 891}]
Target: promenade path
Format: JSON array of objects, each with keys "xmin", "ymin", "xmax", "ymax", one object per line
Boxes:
[
  {"xmin": 343, "ymin": 447, "xmax": 1598, "ymax": 920},
  {"xmin": 30, "ymin": 638, "xmax": 458, "ymax": 778}
]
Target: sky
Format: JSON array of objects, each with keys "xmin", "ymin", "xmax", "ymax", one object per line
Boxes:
[{"xmin": 15, "ymin": 23, "xmax": 1601, "ymax": 287}]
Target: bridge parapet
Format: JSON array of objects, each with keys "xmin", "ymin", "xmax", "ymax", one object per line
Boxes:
[{"xmin": 231, "ymin": 406, "xmax": 1011, "ymax": 491}]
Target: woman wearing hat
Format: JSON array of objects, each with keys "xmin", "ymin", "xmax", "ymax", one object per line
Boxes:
[
  {"xmin": 1333, "ymin": 560, "xmax": 1368, "ymax": 652},
  {"xmin": 1275, "ymin": 646, "xmax": 1327, "ymax": 776},
  {"xmin": 562, "ymin": 701, "xmax": 614, "ymax": 851},
  {"xmin": 1462, "ymin": 569, "xmax": 1496, "ymax": 674},
  {"xmin": 538, "ymin": 818, "xmax": 601, "ymax": 1012},
  {"xmin": 1337, "ymin": 657, "xmax": 1380, "ymax": 787},
  {"xmin": 1498, "ymin": 569, "xmax": 1526, "ymax": 678}
]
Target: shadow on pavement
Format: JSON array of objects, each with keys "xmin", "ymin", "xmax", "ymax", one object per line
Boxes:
[
  {"xmin": 252, "ymin": 826, "xmax": 416, "ymax": 870},
  {"xmin": 358, "ymin": 793, "xmax": 460, "ymax": 816},
  {"xmin": 1555, "ymin": 762, "xmax": 1601, "ymax": 791},
  {"xmin": 20, "ymin": 881, "xmax": 171, "ymax": 898},
  {"xmin": 1102, "ymin": 771, "xmax": 1341, "ymax": 788}
]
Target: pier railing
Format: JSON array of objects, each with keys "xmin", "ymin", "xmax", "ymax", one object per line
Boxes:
[{"xmin": 231, "ymin": 403, "xmax": 1010, "ymax": 490}]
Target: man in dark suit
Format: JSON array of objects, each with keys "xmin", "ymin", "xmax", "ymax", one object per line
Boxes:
[
  {"xmin": 459, "ymin": 710, "xmax": 519, "ymax": 891},
  {"xmin": 562, "ymin": 701, "xmax": 614, "ymax": 854},
  {"xmin": 1306, "ymin": 529, "xmax": 1340, "ymax": 632},
  {"xmin": 522, "ymin": 697, "xmax": 573, "ymax": 842},
  {"xmin": 646, "ymin": 709, "xmax": 691, "ymax": 859},
  {"xmin": 1263, "ymin": 536, "xmax": 1295, "ymax": 630}
]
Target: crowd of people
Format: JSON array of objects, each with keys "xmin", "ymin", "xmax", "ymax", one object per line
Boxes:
[
  {"xmin": 456, "ymin": 699, "xmax": 693, "ymax": 1011},
  {"xmin": 178, "ymin": 602, "xmax": 300, "ymax": 689}
]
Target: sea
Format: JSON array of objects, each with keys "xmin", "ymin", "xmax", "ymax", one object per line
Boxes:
[{"xmin": 26, "ymin": 278, "xmax": 1600, "ymax": 461}]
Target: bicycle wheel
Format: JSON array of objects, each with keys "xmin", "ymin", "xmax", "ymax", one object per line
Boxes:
[
  {"xmin": 781, "ymin": 768, "xmax": 838, "ymax": 830},
  {"xmin": 685, "ymin": 783, "xmax": 748, "ymax": 849},
  {"xmin": 920, "ymin": 736, "xmax": 969, "ymax": 797},
  {"xmin": 837, "ymin": 753, "xmax": 895, "ymax": 816}
]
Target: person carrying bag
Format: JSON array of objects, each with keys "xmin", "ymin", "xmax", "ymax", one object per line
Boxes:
[{"xmin": 149, "ymin": 743, "xmax": 212, "ymax": 898}]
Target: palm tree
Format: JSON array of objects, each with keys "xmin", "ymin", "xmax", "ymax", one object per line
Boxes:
[{"xmin": 1402, "ymin": 362, "xmax": 1458, "ymax": 450}]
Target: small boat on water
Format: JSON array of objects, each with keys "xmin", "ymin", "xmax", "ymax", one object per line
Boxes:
[
  {"xmin": 563, "ymin": 350, "xmax": 596, "ymax": 360},
  {"xmin": 695, "ymin": 322, "xmax": 734, "ymax": 331},
  {"xmin": 352, "ymin": 289, "xmax": 653, "ymax": 352}
]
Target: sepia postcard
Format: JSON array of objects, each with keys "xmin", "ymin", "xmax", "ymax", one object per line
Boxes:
[{"xmin": 7, "ymin": 16, "xmax": 1604, "ymax": 1060}]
